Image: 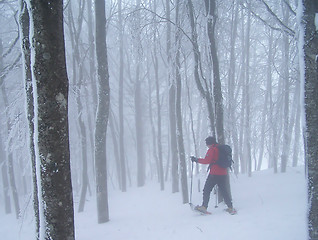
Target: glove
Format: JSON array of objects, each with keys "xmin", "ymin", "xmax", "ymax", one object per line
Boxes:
[{"xmin": 190, "ymin": 156, "xmax": 198, "ymax": 163}]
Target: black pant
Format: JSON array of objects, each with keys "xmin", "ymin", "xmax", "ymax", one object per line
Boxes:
[{"xmin": 202, "ymin": 174, "xmax": 233, "ymax": 209}]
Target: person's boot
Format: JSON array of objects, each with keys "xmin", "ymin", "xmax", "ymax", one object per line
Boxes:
[
  {"xmin": 194, "ymin": 205, "xmax": 210, "ymax": 214},
  {"xmin": 225, "ymin": 207, "xmax": 237, "ymax": 215}
]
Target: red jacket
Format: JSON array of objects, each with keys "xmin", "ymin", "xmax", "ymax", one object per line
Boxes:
[{"xmin": 198, "ymin": 144, "xmax": 227, "ymax": 175}]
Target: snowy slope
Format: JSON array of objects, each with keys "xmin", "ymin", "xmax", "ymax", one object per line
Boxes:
[{"xmin": 0, "ymin": 166, "xmax": 307, "ymax": 240}]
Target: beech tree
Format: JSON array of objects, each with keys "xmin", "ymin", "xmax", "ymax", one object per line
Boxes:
[
  {"xmin": 19, "ymin": 0, "xmax": 39, "ymax": 237},
  {"xmin": 94, "ymin": 0, "xmax": 110, "ymax": 223},
  {"xmin": 27, "ymin": 0, "xmax": 75, "ymax": 238},
  {"xmin": 302, "ymin": 0, "xmax": 318, "ymax": 239}
]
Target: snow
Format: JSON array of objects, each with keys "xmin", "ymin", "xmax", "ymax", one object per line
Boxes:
[{"xmin": 0, "ymin": 166, "xmax": 307, "ymax": 240}]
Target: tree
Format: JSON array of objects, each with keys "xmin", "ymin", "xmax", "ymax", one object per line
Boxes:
[
  {"xmin": 152, "ymin": 0, "xmax": 165, "ymax": 191},
  {"xmin": 94, "ymin": 0, "xmax": 110, "ymax": 223},
  {"xmin": 0, "ymin": 39, "xmax": 12, "ymax": 216},
  {"xmin": 187, "ymin": 0, "xmax": 216, "ymax": 135},
  {"xmin": 175, "ymin": 0, "xmax": 188, "ymax": 203},
  {"xmin": 134, "ymin": 0, "xmax": 145, "ymax": 187},
  {"xmin": 65, "ymin": 0, "xmax": 89, "ymax": 213},
  {"xmin": 166, "ymin": 0, "xmax": 179, "ymax": 194},
  {"xmin": 204, "ymin": 0, "xmax": 225, "ymax": 144},
  {"xmin": 27, "ymin": 0, "xmax": 74, "ymax": 239},
  {"xmin": 118, "ymin": 0, "xmax": 127, "ymax": 192},
  {"xmin": 281, "ymin": 0, "xmax": 291, "ymax": 173},
  {"xmin": 302, "ymin": 0, "xmax": 318, "ymax": 239},
  {"xmin": 19, "ymin": 2, "xmax": 39, "ymax": 236},
  {"xmin": 243, "ymin": 0, "xmax": 252, "ymax": 177}
]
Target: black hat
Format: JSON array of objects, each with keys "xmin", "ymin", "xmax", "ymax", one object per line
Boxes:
[{"xmin": 205, "ymin": 136, "xmax": 217, "ymax": 145}]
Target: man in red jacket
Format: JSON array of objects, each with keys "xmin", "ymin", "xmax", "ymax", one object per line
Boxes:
[{"xmin": 191, "ymin": 136, "xmax": 236, "ymax": 214}]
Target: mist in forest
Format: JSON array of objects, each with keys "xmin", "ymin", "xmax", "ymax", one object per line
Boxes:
[{"xmin": 0, "ymin": 0, "xmax": 311, "ymax": 239}]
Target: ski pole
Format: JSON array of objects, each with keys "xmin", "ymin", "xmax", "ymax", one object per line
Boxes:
[
  {"xmin": 215, "ymin": 186, "xmax": 218, "ymax": 208},
  {"xmin": 189, "ymin": 160, "xmax": 194, "ymax": 208}
]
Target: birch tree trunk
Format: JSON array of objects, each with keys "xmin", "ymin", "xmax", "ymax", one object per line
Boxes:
[
  {"xmin": 28, "ymin": 0, "xmax": 74, "ymax": 238},
  {"xmin": 94, "ymin": 0, "xmax": 110, "ymax": 223}
]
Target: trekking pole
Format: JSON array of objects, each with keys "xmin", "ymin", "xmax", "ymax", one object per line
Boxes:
[
  {"xmin": 214, "ymin": 185, "xmax": 218, "ymax": 208},
  {"xmin": 189, "ymin": 160, "xmax": 194, "ymax": 209}
]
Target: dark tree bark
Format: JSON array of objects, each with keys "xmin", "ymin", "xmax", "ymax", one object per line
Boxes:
[
  {"xmin": 27, "ymin": 0, "xmax": 74, "ymax": 238},
  {"xmin": 204, "ymin": 0, "xmax": 225, "ymax": 144},
  {"xmin": 19, "ymin": 2, "xmax": 39, "ymax": 236},
  {"xmin": 187, "ymin": 0, "xmax": 216, "ymax": 135},
  {"xmin": 94, "ymin": 0, "xmax": 110, "ymax": 223},
  {"xmin": 302, "ymin": 1, "xmax": 318, "ymax": 239},
  {"xmin": 204, "ymin": 0, "xmax": 232, "ymax": 202}
]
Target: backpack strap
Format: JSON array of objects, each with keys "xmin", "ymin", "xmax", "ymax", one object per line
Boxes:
[{"xmin": 207, "ymin": 144, "xmax": 218, "ymax": 172}]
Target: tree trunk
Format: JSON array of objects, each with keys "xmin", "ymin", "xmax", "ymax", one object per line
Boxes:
[
  {"xmin": 7, "ymin": 153, "xmax": 20, "ymax": 219},
  {"xmin": 28, "ymin": 0, "xmax": 75, "ymax": 238},
  {"xmin": 187, "ymin": 0, "xmax": 216, "ymax": 134},
  {"xmin": 228, "ymin": 0, "xmax": 239, "ymax": 175},
  {"xmin": 0, "ymin": 37, "xmax": 12, "ymax": 216},
  {"xmin": 204, "ymin": 0, "xmax": 224, "ymax": 144},
  {"xmin": 175, "ymin": 0, "xmax": 188, "ymax": 203},
  {"xmin": 87, "ymin": 0, "xmax": 97, "ymax": 112},
  {"xmin": 281, "ymin": 0, "xmax": 291, "ymax": 173},
  {"xmin": 66, "ymin": 1, "xmax": 89, "ymax": 213},
  {"xmin": 257, "ymin": 29, "xmax": 273, "ymax": 171},
  {"xmin": 166, "ymin": 0, "xmax": 179, "ymax": 194},
  {"xmin": 152, "ymin": 0, "xmax": 165, "ymax": 191},
  {"xmin": 135, "ymin": 0, "xmax": 145, "ymax": 187},
  {"xmin": 94, "ymin": 0, "xmax": 110, "ymax": 223},
  {"xmin": 244, "ymin": 0, "xmax": 252, "ymax": 177},
  {"xmin": 302, "ymin": 1, "xmax": 318, "ymax": 239},
  {"xmin": 1, "ymin": 41, "xmax": 21, "ymax": 219},
  {"xmin": 19, "ymin": 2, "xmax": 39, "ymax": 236},
  {"xmin": 0, "ymin": 133, "xmax": 11, "ymax": 215},
  {"xmin": 118, "ymin": 0, "xmax": 127, "ymax": 192}
]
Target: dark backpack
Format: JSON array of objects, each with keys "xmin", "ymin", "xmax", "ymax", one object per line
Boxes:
[{"xmin": 208, "ymin": 144, "xmax": 234, "ymax": 170}]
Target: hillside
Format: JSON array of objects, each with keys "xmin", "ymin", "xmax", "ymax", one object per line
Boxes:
[{"xmin": 0, "ymin": 166, "xmax": 307, "ymax": 240}]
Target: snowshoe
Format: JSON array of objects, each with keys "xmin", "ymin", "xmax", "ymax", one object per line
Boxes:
[
  {"xmin": 225, "ymin": 207, "xmax": 237, "ymax": 215},
  {"xmin": 194, "ymin": 205, "xmax": 211, "ymax": 215}
]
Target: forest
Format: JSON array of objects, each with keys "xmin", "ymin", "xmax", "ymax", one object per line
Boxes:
[{"xmin": 0, "ymin": 0, "xmax": 317, "ymax": 239}]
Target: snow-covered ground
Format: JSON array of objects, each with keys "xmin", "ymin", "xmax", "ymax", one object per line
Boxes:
[{"xmin": 0, "ymin": 166, "xmax": 307, "ymax": 240}]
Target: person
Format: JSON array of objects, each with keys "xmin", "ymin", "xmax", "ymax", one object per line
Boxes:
[{"xmin": 191, "ymin": 136, "xmax": 236, "ymax": 215}]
